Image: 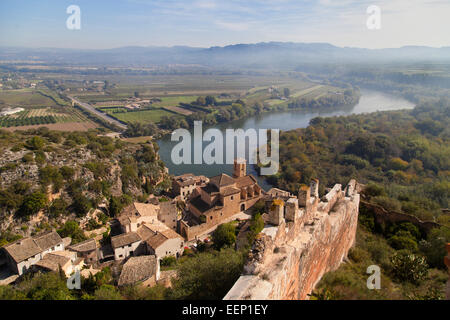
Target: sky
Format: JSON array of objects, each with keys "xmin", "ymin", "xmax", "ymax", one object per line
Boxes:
[{"xmin": 0, "ymin": 0, "xmax": 449, "ymax": 49}]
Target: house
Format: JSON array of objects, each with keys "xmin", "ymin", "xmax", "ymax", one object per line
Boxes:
[
  {"xmin": 67, "ymin": 238, "xmax": 99, "ymax": 265},
  {"xmin": 117, "ymin": 202, "xmax": 160, "ymax": 233},
  {"xmin": 111, "ymin": 232, "xmax": 144, "ymax": 260},
  {"xmin": 117, "ymin": 201, "xmax": 179, "ymax": 233},
  {"xmin": 33, "ymin": 251, "xmax": 84, "ymax": 277},
  {"xmin": 172, "ymin": 173, "xmax": 209, "ymax": 201},
  {"xmin": 118, "ymin": 255, "xmax": 159, "ymax": 287},
  {"xmin": 136, "ymin": 221, "xmax": 184, "ymax": 259},
  {"xmin": 180, "ymin": 159, "xmax": 262, "ymax": 241},
  {"xmin": 1, "ymin": 231, "xmax": 64, "ymax": 275}
]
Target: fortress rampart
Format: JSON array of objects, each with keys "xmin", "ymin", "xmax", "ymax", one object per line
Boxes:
[{"xmin": 224, "ymin": 179, "xmax": 360, "ymax": 300}]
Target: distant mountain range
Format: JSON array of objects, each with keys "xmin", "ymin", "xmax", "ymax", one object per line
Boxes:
[{"xmin": 1, "ymin": 42, "xmax": 449, "ymax": 67}]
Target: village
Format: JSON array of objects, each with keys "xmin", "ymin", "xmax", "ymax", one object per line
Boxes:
[
  {"xmin": 0, "ymin": 158, "xmax": 289, "ymax": 290},
  {"xmin": 0, "ymin": 156, "xmax": 353, "ymax": 295}
]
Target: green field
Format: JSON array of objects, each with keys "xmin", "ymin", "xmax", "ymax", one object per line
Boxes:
[
  {"xmin": 105, "ymin": 109, "xmax": 177, "ymax": 124},
  {"xmin": 0, "ymin": 89, "xmax": 56, "ymax": 107}
]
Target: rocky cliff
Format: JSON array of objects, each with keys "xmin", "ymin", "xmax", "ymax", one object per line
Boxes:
[{"xmin": 224, "ymin": 180, "xmax": 360, "ymax": 300}]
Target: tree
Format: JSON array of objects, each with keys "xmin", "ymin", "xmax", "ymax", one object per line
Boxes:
[
  {"xmin": 169, "ymin": 248, "xmax": 244, "ymax": 299},
  {"xmin": 72, "ymin": 193, "xmax": 92, "ymax": 217},
  {"xmin": 18, "ymin": 192, "xmax": 48, "ymax": 217},
  {"xmin": 134, "ymin": 91, "xmax": 139, "ymax": 98},
  {"xmin": 284, "ymin": 88, "xmax": 290, "ymax": 98},
  {"xmin": 57, "ymin": 220, "xmax": 87, "ymax": 244},
  {"xmin": 212, "ymin": 222, "xmax": 236, "ymax": 250}
]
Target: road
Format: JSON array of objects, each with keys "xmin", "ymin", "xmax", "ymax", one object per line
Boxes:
[{"xmin": 68, "ymin": 96, "xmax": 128, "ymax": 131}]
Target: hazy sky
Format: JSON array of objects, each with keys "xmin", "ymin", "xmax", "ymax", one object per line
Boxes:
[{"xmin": 0, "ymin": 0, "xmax": 449, "ymax": 49}]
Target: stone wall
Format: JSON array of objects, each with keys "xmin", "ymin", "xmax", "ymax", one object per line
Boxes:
[{"xmin": 224, "ymin": 180, "xmax": 360, "ymax": 300}]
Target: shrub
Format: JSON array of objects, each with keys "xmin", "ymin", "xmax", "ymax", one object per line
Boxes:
[
  {"xmin": 161, "ymin": 256, "xmax": 177, "ymax": 267},
  {"xmin": 388, "ymin": 231, "xmax": 419, "ymax": 251},
  {"xmin": 25, "ymin": 136, "xmax": 46, "ymax": 150},
  {"xmin": 390, "ymin": 250, "xmax": 428, "ymax": 284},
  {"xmin": 372, "ymin": 196, "xmax": 402, "ymax": 212}
]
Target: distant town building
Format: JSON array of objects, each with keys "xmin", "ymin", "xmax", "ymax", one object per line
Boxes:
[{"xmin": 0, "ymin": 107, "xmax": 24, "ymax": 117}]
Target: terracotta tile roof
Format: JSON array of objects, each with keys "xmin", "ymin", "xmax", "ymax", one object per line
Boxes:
[
  {"xmin": 33, "ymin": 231, "xmax": 63, "ymax": 251},
  {"xmin": 210, "ymin": 173, "xmax": 235, "ymax": 188},
  {"xmin": 34, "ymin": 253, "xmax": 70, "ymax": 272},
  {"xmin": 235, "ymin": 175, "xmax": 257, "ymax": 188},
  {"xmin": 68, "ymin": 238, "xmax": 97, "ymax": 253},
  {"xmin": 222, "ymin": 187, "xmax": 241, "ymax": 197},
  {"xmin": 118, "ymin": 202, "xmax": 159, "ymax": 225},
  {"xmin": 136, "ymin": 224, "xmax": 155, "ymax": 242},
  {"xmin": 144, "ymin": 221, "xmax": 183, "ymax": 240},
  {"xmin": 118, "ymin": 255, "xmax": 157, "ymax": 286},
  {"xmin": 134, "ymin": 202, "xmax": 159, "ymax": 218},
  {"xmin": 111, "ymin": 232, "xmax": 141, "ymax": 249},
  {"xmin": 2, "ymin": 231, "xmax": 63, "ymax": 263},
  {"xmin": 189, "ymin": 196, "xmax": 213, "ymax": 214},
  {"xmin": 159, "ymin": 201, "xmax": 177, "ymax": 216},
  {"xmin": 146, "ymin": 233, "xmax": 168, "ymax": 250},
  {"xmin": 2, "ymin": 238, "xmax": 42, "ymax": 263}
]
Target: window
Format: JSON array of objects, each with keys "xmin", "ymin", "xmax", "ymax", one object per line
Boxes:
[{"xmin": 231, "ymin": 196, "xmax": 234, "ymax": 200}]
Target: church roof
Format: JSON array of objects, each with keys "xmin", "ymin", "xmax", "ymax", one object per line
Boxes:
[{"xmin": 209, "ymin": 174, "xmax": 235, "ymax": 188}]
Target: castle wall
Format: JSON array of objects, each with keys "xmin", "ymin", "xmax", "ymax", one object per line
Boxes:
[{"xmin": 224, "ymin": 181, "xmax": 360, "ymax": 300}]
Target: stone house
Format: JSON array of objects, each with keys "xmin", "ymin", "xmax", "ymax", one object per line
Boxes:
[
  {"xmin": 33, "ymin": 251, "xmax": 84, "ymax": 277},
  {"xmin": 111, "ymin": 232, "xmax": 144, "ymax": 261},
  {"xmin": 172, "ymin": 173, "xmax": 209, "ymax": 201},
  {"xmin": 117, "ymin": 201, "xmax": 179, "ymax": 233},
  {"xmin": 136, "ymin": 221, "xmax": 184, "ymax": 259},
  {"xmin": 1, "ymin": 231, "xmax": 64, "ymax": 275},
  {"xmin": 67, "ymin": 238, "xmax": 99, "ymax": 265}
]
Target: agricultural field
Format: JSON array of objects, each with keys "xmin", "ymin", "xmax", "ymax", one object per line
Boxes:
[
  {"xmin": 0, "ymin": 89, "xmax": 56, "ymax": 107},
  {"xmin": 103, "ymin": 108, "xmax": 178, "ymax": 124},
  {"xmin": 0, "ymin": 107, "xmax": 96, "ymax": 129}
]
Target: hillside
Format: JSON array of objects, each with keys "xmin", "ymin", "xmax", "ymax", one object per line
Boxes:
[
  {"xmin": 0, "ymin": 128, "xmax": 169, "ymax": 245},
  {"xmin": 265, "ymin": 98, "xmax": 450, "ymax": 299}
]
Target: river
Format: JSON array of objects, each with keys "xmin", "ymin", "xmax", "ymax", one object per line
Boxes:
[{"xmin": 157, "ymin": 89, "xmax": 415, "ymax": 190}]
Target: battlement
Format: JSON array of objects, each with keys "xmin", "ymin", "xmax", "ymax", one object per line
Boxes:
[{"xmin": 224, "ymin": 179, "xmax": 360, "ymax": 300}]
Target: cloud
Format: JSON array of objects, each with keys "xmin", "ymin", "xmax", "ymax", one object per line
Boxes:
[
  {"xmin": 215, "ymin": 21, "xmax": 250, "ymax": 31},
  {"xmin": 194, "ymin": 0, "xmax": 217, "ymax": 9}
]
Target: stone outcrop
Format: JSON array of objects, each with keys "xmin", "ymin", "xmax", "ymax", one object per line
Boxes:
[{"xmin": 224, "ymin": 179, "xmax": 360, "ymax": 300}]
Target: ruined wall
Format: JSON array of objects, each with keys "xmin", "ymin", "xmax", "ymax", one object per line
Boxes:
[{"xmin": 224, "ymin": 180, "xmax": 360, "ymax": 300}]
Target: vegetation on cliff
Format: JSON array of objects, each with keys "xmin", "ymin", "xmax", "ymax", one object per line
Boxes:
[
  {"xmin": 269, "ymin": 98, "xmax": 450, "ymax": 299},
  {"xmin": 0, "ymin": 128, "xmax": 169, "ymax": 244}
]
